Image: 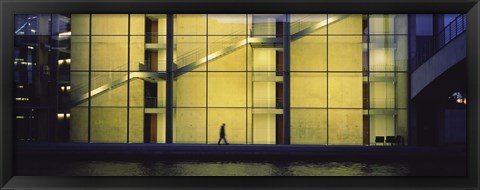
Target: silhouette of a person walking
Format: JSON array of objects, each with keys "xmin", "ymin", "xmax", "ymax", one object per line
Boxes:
[{"xmin": 217, "ymin": 123, "xmax": 229, "ymax": 145}]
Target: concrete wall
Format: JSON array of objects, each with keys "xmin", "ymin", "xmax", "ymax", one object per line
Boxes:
[{"xmin": 411, "ymin": 32, "xmax": 466, "ymax": 98}]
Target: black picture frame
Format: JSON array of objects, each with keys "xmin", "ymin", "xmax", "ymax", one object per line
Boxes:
[{"xmin": 1, "ymin": 0, "xmax": 478, "ymax": 189}]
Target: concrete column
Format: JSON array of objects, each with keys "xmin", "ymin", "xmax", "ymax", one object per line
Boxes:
[
  {"xmin": 165, "ymin": 14, "xmax": 174, "ymax": 143},
  {"xmin": 283, "ymin": 14, "xmax": 291, "ymax": 145}
]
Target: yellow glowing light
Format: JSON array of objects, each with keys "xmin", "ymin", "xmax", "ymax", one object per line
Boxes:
[
  {"xmin": 59, "ymin": 31, "xmax": 71, "ymax": 36},
  {"xmin": 57, "ymin": 113, "xmax": 65, "ymax": 119},
  {"xmin": 66, "ymin": 113, "xmax": 71, "ymax": 118},
  {"xmin": 27, "ymin": 46, "xmax": 34, "ymax": 50},
  {"xmin": 66, "ymin": 86, "xmax": 71, "ymax": 91},
  {"xmin": 15, "ymin": 97, "xmax": 29, "ymax": 101},
  {"xmin": 16, "ymin": 116, "xmax": 25, "ymax": 119},
  {"xmin": 58, "ymin": 60, "xmax": 65, "ymax": 65},
  {"xmin": 65, "ymin": 59, "xmax": 71, "ymax": 64},
  {"xmin": 456, "ymin": 99, "xmax": 463, "ymax": 104},
  {"xmin": 17, "ymin": 86, "xmax": 24, "ymax": 89}
]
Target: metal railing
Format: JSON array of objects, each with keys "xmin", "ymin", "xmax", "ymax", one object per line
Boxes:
[{"xmin": 411, "ymin": 14, "xmax": 466, "ymax": 71}]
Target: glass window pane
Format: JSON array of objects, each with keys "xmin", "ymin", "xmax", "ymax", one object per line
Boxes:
[
  {"xmin": 207, "ymin": 36, "xmax": 247, "ymax": 71},
  {"xmin": 252, "ymin": 112, "xmax": 277, "ymax": 144},
  {"xmin": 145, "ymin": 14, "xmax": 167, "ymax": 35},
  {"xmin": 70, "ymin": 107, "xmax": 88, "ymax": 143},
  {"xmin": 142, "ymin": 109, "xmax": 166, "ymax": 144},
  {"xmin": 70, "ymin": 71, "xmax": 89, "ymax": 105},
  {"xmin": 291, "ymin": 109, "xmax": 327, "ymax": 145},
  {"xmin": 328, "ymin": 36, "xmax": 363, "ymax": 71},
  {"xmin": 174, "ymin": 72, "xmax": 206, "ymax": 107},
  {"xmin": 128, "ymin": 108, "xmax": 144, "ymax": 143},
  {"xmin": 130, "ymin": 14, "xmax": 145, "ymax": 35},
  {"xmin": 208, "ymin": 72, "xmax": 246, "ymax": 107},
  {"xmin": 130, "ymin": 36, "xmax": 146, "ymax": 71},
  {"xmin": 369, "ymin": 111, "xmax": 396, "ymax": 145},
  {"xmin": 174, "ymin": 108, "xmax": 206, "ymax": 143},
  {"xmin": 174, "ymin": 14, "xmax": 207, "ymax": 35},
  {"xmin": 207, "ymin": 14, "xmax": 247, "ymax": 35},
  {"xmin": 328, "ymin": 14, "xmax": 362, "ymax": 35},
  {"xmin": 369, "ymin": 81, "xmax": 395, "ymax": 108},
  {"xmin": 328, "ymin": 73, "xmax": 363, "ymax": 108},
  {"xmin": 52, "ymin": 14, "xmax": 71, "ymax": 36},
  {"xmin": 291, "ymin": 36, "xmax": 327, "ymax": 71},
  {"xmin": 91, "ymin": 108, "xmax": 127, "ymax": 143},
  {"xmin": 71, "ymin": 36, "xmax": 90, "ymax": 71},
  {"xmin": 369, "ymin": 35, "xmax": 408, "ymax": 72},
  {"xmin": 90, "ymin": 72, "xmax": 128, "ymax": 107},
  {"xmin": 328, "ymin": 109, "xmax": 363, "ymax": 145},
  {"xmin": 71, "ymin": 14, "xmax": 90, "ymax": 36},
  {"xmin": 15, "ymin": 14, "xmax": 51, "ymax": 36},
  {"xmin": 397, "ymin": 73, "xmax": 408, "ymax": 109},
  {"xmin": 128, "ymin": 77, "xmax": 144, "ymax": 107},
  {"xmin": 369, "ymin": 14, "xmax": 408, "ymax": 35},
  {"xmin": 290, "ymin": 14, "xmax": 327, "ymax": 35},
  {"xmin": 252, "ymin": 48, "xmax": 278, "ymax": 72},
  {"xmin": 91, "ymin": 36, "xmax": 128, "ymax": 71},
  {"xmin": 253, "ymin": 78, "xmax": 281, "ymax": 108},
  {"xmin": 397, "ymin": 109, "xmax": 408, "ymax": 145},
  {"xmin": 91, "ymin": 14, "xmax": 128, "ymax": 35},
  {"xmin": 174, "ymin": 36, "xmax": 207, "ymax": 71},
  {"xmin": 291, "ymin": 72, "xmax": 327, "ymax": 108},
  {"xmin": 249, "ymin": 14, "xmax": 284, "ymax": 36}
]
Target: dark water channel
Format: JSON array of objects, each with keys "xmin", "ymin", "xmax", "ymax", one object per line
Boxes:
[{"xmin": 16, "ymin": 157, "xmax": 465, "ymax": 176}]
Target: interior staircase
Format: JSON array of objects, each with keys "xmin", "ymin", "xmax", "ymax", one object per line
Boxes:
[{"xmin": 70, "ymin": 15, "xmax": 348, "ymax": 107}]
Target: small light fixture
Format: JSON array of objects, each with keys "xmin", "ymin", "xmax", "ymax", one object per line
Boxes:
[{"xmin": 456, "ymin": 98, "xmax": 463, "ymax": 104}]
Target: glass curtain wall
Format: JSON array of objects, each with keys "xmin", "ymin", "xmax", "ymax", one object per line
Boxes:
[{"xmin": 13, "ymin": 14, "xmax": 408, "ymax": 145}]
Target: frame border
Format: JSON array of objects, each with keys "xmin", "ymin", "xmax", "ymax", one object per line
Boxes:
[{"xmin": 1, "ymin": 0, "xmax": 479, "ymax": 189}]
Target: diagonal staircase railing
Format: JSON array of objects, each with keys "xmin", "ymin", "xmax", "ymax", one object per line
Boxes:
[{"xmin": 70, "ymin": 14, "xmax": 348, "ymax": 107}]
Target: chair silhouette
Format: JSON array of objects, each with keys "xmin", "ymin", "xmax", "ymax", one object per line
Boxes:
[
  {"xmin": 375, "ymin": 136, "xmax": 385, "ymax": 146},
  {"xmin": 385, "ymin": 136, "xmax": 396, "ymax": 146}
]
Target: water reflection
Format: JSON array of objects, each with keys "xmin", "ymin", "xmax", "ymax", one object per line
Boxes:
[{"xmin": 19, "ymin": 159, "xmax": 418, "ymax": 176}]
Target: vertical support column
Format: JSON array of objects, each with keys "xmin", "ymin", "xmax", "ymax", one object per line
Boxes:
[
  {"xmin": 165, "ymin": 14, "xmax": 174, "ymax": 143},
  {"xmin": 407, "ymin": 14, "xmax": 417, "ymax": 146},
  {"xmin": 282, "ymin": 14, "xmax": 291, "ymax": 145},
  {"xmin": 87, "ymin": 14, "xmax": 92, "ymax": 143},
  {"xmin": 362, "ymin": 14, "xmax": 370, "ymax": 145},
  {"xmin": 127, "ymin": 14, "xmax": 130, "ymax": 143}
]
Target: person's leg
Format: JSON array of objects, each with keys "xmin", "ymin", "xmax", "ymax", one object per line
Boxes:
[{"xmin": 218, "ymin": 138, "xmax": 222, "ymax": 145}]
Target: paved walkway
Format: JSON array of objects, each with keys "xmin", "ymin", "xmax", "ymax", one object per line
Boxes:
[{"xmin": 16, "ymin": 142, "xmax": 466, "ymax": 161}]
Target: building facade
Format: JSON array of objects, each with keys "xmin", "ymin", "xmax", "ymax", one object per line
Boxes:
[{"xmin": 14, "ymin": 14, "xmax": 409, "ymax": 145}]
